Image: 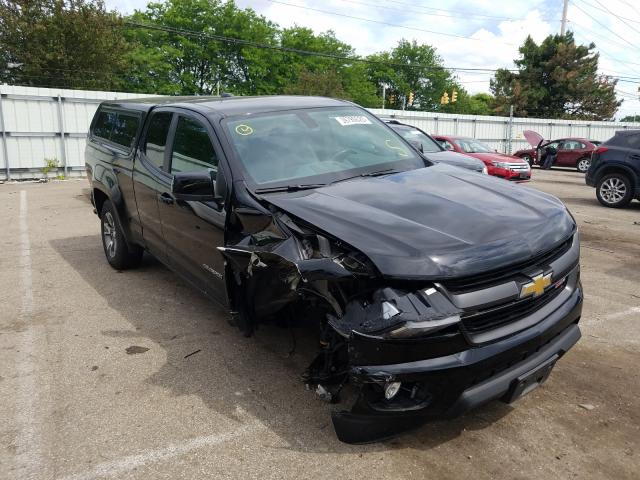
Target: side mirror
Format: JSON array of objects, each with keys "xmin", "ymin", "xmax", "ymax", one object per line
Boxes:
[
  {"xmin": 172, "ymin": 170, "xmax": 217, "ymax": 202},
  {"xmin": 408, "ymin": 140, "xmax": 424, "ymax": 153}
]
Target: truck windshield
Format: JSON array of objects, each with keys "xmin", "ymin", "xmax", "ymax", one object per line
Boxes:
[{"xmin": 223, "ymin": 107, "xmax": 424, "ymax": 188}]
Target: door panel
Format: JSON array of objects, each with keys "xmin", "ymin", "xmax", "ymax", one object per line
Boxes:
[
  {"xmin": 133, "ymin": 111, "xmax": 173, "ymax": 263},
  {"xmin": 158, "ymin": 113, "xmax": 227, "ymax": 302}
]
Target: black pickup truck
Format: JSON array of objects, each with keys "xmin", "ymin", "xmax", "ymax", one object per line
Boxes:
[{"xmin": 86, "ymin": 96, "xmax": 582, "ymax": 443}]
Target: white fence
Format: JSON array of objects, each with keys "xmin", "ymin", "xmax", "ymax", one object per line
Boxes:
[
  {"xmin": 1, "ymin": 85, "xmax": 639, "ymax": 180},
  {"xmin": 0, "ymin": 85, "xmax": 160, "ymax": 180}
]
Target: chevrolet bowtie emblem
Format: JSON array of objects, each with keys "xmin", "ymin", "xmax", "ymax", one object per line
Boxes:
[{"xmin": 520, "ymin": 272, "xmax": 552, "ymax": 299}]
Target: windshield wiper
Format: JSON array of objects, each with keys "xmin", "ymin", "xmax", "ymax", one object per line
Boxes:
[
  {"xmin": 331, "ymin": 168, "xmax": 402, "ymax": 184},
  {"xmin": 254, "ymin": 183, "xmax": 327, "ymax": 194}
]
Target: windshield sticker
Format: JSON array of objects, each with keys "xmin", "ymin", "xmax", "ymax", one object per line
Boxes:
[
  {"xmin": 333, "ymin": 115, "xmax": 372, "ymax": 126},
  {"xmin": 235, "ymin": 124, "xmax": 254, "ymax": 136},
  {"xmin": 384, "ymin": 139, "xmax": 409, "ymax": 157}
]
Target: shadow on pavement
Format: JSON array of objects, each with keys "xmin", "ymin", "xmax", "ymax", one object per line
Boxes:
[{"xmin": 50, "ymin": 234, "xmax": 512, "ymax": 453}]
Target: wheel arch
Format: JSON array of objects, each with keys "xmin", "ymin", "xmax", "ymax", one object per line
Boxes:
[{"xmin": 595, "ymin": 164, "xmax": 637, "ymax": 185}]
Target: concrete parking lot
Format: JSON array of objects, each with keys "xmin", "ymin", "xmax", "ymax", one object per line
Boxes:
[{"xmin": 1, "ymin": 169, "xmax": 639, "ymax": 480}]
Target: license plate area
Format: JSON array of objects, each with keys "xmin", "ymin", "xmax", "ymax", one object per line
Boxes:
[
  {"xmin": 503, "ymin": 354, "xmax": 558, "ymax": 403},
  {"xmin": 519, "ymin": 172, "xmax": 529, "ymax": 179}
]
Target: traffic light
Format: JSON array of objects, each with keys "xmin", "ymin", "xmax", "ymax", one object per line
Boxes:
[
  {"xmin": 408, "ymin": 91, "xmax": 414, "ymax": 106},
  {"xmin": 440, "ymin": 92, "xmax": 449, "ymax": 105},
  {"xmin": 451, "ymin": 89, "xmax": 458, "ymax": 103}
]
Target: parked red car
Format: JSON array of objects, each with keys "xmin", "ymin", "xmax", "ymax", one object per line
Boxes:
[
  {"xmin": 513, "ymin": 138, "xmax": 597, "ymax": 173},
  {"xmin": 433, "ymin": 135, "xmax": 531, "ymax": 181}
]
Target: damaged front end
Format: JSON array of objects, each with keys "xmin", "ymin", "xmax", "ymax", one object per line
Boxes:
[{"xmin": 219, "ymin": 197, "xmax": 473, "ymax": 443}]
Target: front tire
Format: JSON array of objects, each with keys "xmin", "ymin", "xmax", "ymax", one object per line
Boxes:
[
  {"xmin": 100, "ymin": 200, "xmax": 143, "ymax": 269},
  {"xmin": 576, "ymin": 157, "xmax": 590, "ymax": 173},
  {"xmin": 596, "ymin": 173, "xmax": 633, "ymax": 208}
]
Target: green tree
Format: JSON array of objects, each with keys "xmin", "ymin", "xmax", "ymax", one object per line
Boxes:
[
  {"xmin": 0, "ymin": 0, "xmax": 130, "ymax": 90},
  {"xmin": 490, "ymin": 32, "xmax": 620, "ymax": 120},
  {"xmin": 620, "ymin": 115, "xmax": 640, "ymax": 122},
  {"xmin": 283, "ymin": 68, "xmax": 345, "ymax": 97},
  {"xmin": 443, "ymin": 92, "xmax": 496, "ymax": 115},
  {"xmin": 124, "ymin": 0, "xmax": 280, "ymax": 95},
  {"xmin": 366, "ymin": 40, "xmax": 460, "ymax": 111}
]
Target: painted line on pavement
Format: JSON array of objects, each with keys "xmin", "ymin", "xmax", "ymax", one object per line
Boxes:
[
  {"xmin": 14, "ymin": 189, "xmax": 43, "ymax": 479},
  {"xmin": 57, "ymin": 420, "xmax": 264, "ymax": 480}
]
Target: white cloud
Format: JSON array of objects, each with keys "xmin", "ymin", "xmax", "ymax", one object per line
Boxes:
[{"xmin": 104, "ymin": 0, "xmax": 639, "ymax": 119}]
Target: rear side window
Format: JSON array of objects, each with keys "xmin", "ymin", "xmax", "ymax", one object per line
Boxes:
[
  {"xmin": 92, "ymin": 110, "xmax": 115, "ymax": 140},
  {"xmin": 607, "ymin": 133, "xmax": 640, "ymax": 149},
  {"xmin": 170, "ymin": 116, "xmax": 218, "ymax": 176},
  {"xmin": 144, "ymin": 112, "xmax": 173, "ymax": 170},
  {"xmin": 91, "ymin": 108, "xmax": 140, "ymax": 150}
]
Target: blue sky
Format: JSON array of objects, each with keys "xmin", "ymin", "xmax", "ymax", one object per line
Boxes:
[{"xmin": 105, "ymin": 0, "xmax": 640, "ymax": 119}]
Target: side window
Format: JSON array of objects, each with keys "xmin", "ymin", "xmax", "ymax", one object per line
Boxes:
[
  {"xmin": 92, "ymin": 109, "xmax": 139, "ymax": 151},
  {"xmin": 170, "ymin": 116, "xmax": 218, "ymax": 176},
  {"xmin": 92, "ymin": 110, "xmax": 115, "ymax": 140},
  {"xmin": 144, "ymin": 112, "xmax": 173, "ymax": 170},
  {"xmin": 110, "ymin": 113, "xmax": 140, "ymax": 149}
]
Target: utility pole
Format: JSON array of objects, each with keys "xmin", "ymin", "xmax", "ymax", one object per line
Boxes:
[
  {"xmin": 560, "ymin": 0, "xmax": 569, "ymax": 35},
  {"xmin": 507, "ymin": 105, "xmax": 514, "ymax": 154},
  {"xmin": 382, "ymin": 83, "xmax": 386, "ymax": 109}
]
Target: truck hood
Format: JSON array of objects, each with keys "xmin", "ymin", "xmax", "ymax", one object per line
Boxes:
[
  {"xmin": 425, "ymin": 150, "xmax": 485, "ymax": 172},
  {"xmin": 263, "ymin": 164, "xmax": 575, "ymax": 280}
]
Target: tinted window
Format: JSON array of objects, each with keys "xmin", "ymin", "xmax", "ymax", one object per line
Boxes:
[
  {"xmin": 171, "ymin": 116, "xmax": 217, "ymax": 175},
  {"xmin": 92, "ymin": 109, "xmax": 139, "ymax": 150},
  {"xmin": 110, "ymin": 113, "xmax": 139, "ymax": 149},
  {"xmin": 144, "ymin": 112, "xmax": 173, "ymax": 170},
  {"xmin": 562, "ymin": 140, "xmax": 585, "ymax": 150},
  {"xmin": 92, "ymin": 110, "xmax": 114, "ymax": 140},
  {"xmin": 607, "ymin": 132, "xmax": 640, "ymax": 149}
]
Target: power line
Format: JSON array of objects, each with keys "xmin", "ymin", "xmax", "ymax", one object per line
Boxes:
[
  {"xmin": 123, "ymin": 20, "xmax": 517, "ymax": 74},
  {"xmin": 357, "ymin": 0, "xmax": 538, "ymax": 21},
  {"xmin": 264, "ymin": 0, "xmax": 518, "ymax": 46},
  {"xmin": 579, "ymin": 0, "xmax": 640, "ymax": 25},
  {"xmin": 336, "ymin": 0, "xmax": 539, "ymax": 22},
  {"xmin": 591, "ymin": 0, "xmax": 640, "ymax": 35},
  {"xmin": 572, "ymin": 0, "xmax": 636, "ymax": 48}
]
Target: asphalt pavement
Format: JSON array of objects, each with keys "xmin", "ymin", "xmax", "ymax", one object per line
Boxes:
[{"xmin": 1, "ymin": 168, "xmax": 638, "ymax": 479}]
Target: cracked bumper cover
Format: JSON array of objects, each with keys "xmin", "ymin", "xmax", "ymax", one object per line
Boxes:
[{"xmin": 332, "ymin": 283, "xmax": 582, "ymax": 444}]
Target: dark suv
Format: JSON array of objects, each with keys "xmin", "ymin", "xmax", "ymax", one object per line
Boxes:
[
  {"xmin": 85, "ymin": 95, "xmax": 582, "ymax": 443},
  {"xmin": 586, "ymin": 130, "xmax": 640, "ymax": 208}
]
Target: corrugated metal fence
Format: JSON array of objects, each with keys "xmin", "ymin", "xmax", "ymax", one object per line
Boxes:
[
  {"xmin": 1, "ymin": 84, "xmax": 639, "ymax": 180},
  {"xmin": 0, "ymin": 85, "xmax": 159, "ymax": 180}
]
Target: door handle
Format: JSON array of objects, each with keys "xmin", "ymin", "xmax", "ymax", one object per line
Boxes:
[{"xmin": 159, "ymin": 192, "xmax": 175, "ymax": 205}]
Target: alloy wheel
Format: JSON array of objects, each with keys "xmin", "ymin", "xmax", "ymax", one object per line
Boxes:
[
  {"xmin": 103, "ymin": 211, "xmax": 117, "ymax": 258},
  {"xmin": 599, "ymin": 177, "xmax": 627, "ymax": 204},
  {"xmin": 577, "ymin": 158, "xmax": 590, "ymax": 172}
]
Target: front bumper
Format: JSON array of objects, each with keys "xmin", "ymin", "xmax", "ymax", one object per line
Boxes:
[
  {"xmin": 489, "ymin": 166, "xmax": 531, "ymax": 181},
  {"xmin": 332, "ymin": 283, "xmax": 582, "ymax": 443}
]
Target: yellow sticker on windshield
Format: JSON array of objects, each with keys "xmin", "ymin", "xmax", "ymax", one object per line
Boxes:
[
  {"xmin": 235, "ymin": 124, "xmax": 253, "ymax": 136},
  {"xmin": 385, "ymin": 139, "xmax": 409, "ymax": 157}
]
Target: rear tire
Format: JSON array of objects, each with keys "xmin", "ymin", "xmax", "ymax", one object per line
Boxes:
[
  {"xmin": 576, "ymin": 157, "xmax": 590, "ymax": 173},
  {"xmin": 596, "ymin": 173, "xmax": 633, "ymax": 208},
  {"xmin": 100, "ymin": 200, "xmax": 143, "ymax": 269}
]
